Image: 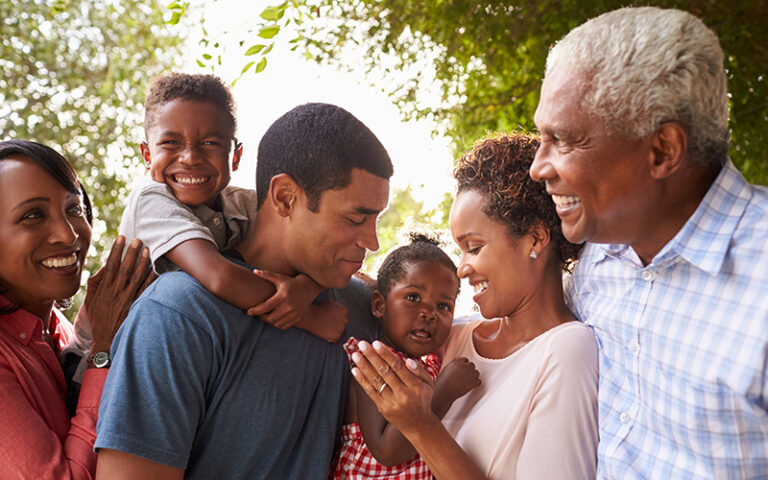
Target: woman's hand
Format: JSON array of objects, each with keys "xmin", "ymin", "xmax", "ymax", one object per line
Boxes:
[
  {"xmin": 351, "ymin": 340, "xmax": 437, "ymax": 431},
  {"xmin": 85, "ymin": 236, "xmax": 155, "ymax": 355}
]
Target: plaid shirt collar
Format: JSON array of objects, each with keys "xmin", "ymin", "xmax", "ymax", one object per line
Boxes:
[{"xmin": 592, "ymin": 160, "xmax": 751, "ymax": 275}]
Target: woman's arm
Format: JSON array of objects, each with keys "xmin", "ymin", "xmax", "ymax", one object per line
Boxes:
[{"xmin": 351, "ymin": 341, "xmax": 488, "ymax": 480}]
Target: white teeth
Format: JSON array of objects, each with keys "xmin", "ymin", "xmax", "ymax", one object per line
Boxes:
[
  {"xmin": 472, "ymin": 282, "xmax": 488, "ymax": 294},
  {"xmin": 175, "ymin": 176, "xmax": 209, "ymax": 185},
  {"xmin": 551, "ymin": 194, "xmax": 581, "ymax": 208},
  {"xmin": 42, "ymin": 253, "xmax": 77, "ymax": 268},
  {"xmin": 412, "ymin": 330, "xmax": 431, "ymax": 338}
]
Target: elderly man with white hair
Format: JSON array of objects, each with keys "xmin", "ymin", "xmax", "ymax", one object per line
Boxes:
[{"xmin": 531, "ymin": 6, "xmax": 768, "ymax": 479}]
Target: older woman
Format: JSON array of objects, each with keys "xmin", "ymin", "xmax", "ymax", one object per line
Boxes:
[
  {"xmin": 0, "ymin": 140, "xmax": 153, "ymax": 479},
  {"xmin": 350, "ymin": 133, "xmax": 598, "ymax": 479}
]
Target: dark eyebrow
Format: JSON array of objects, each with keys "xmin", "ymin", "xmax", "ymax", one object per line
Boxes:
[
  {"xmin": 354, "ymin": 206, "xmax": 381, "ymax": 216},
  {"xmin": 456, "ymin": 232, "xmax": 481, "ymax": 242},
  {"xmin": 12, "ymin": 197, "xmax": 49, "ymax": 211},
  {"xmin": 12, "ymin": 192, "xmax": 80, "ymax": 211}
]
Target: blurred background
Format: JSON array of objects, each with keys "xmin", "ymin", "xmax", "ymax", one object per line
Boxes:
[{"xmin": 2, "ymin": 0, "xmax": 766, "ymax": 316}]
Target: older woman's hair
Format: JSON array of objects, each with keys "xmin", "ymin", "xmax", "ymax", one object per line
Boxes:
[
  {"xmin": 0, "ymin": 140, "xmax": 92, "ymax": 225},
  {"xmin": 454, "ymin": 132, "xmax": 581, "ymax": 272},
  {"xmin": 545, "ymin": 7, "xmax": 729, "ymax": 169}
]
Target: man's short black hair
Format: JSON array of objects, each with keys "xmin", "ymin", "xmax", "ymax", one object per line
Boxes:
[{"xmin": 256, "ymin": 103, "xmax": 393, "ymax": 210}]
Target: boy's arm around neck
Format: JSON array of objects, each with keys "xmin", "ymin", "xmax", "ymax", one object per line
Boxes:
[{"xmin": 166, "ymin": 239, "xmax": 347, "ymax": 342}]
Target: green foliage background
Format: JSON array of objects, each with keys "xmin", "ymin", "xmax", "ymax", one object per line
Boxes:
[
  {"xmin": 299, "ymin": 0, "xmax": 768, "ymax": 184},
  {"xmin": 1, "ymin": 0, "xmax": 182, "ymax": 314}
]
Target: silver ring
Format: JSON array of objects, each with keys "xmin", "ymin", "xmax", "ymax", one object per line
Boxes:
[{"xmin": 377, "ymin": 382, "xmax": 387, "ymax": 394}]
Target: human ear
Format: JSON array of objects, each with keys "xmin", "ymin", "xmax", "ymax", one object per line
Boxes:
[
  {"xmin": 140, "ymin": 142, "xmax": 151, "ymax": 169},
  {"xmin": 268, "ymin": 173, "xmax": 301, "ymax": 217},
  {"xmin": 371, "ymin": 290, "xmax": 386, "ymax": 319},
  {"xmin": 232, "ymin": 141, "xmax": 243, "ymax": 172},
  {"xmin": 527, "ymin": 221, "xmax": 551, "ymax": 257},
  {"xmin": 649, "ymin": 122, "xmax": 687, "ymax": 179}
]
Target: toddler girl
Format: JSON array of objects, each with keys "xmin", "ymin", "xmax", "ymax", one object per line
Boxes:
[{"xmin": 331, "ymin": 233, "xmax": 481, "ymax": 479}]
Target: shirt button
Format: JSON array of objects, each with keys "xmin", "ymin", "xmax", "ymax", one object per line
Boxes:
[
  {"xmin": 641, "ymin": 270, "xmax": 655, "ymax": 281},
  {"xmin": 213, "ymin": 217, "xmax": 222, "ymax": 226},
  {"xmin": 628, "ymin": 339, "xmax": 640, "ymax": 353},
  {"xmin": 19, "ymin": 332, "xmax": 27, "ymax": 340},
  {"xmin": 620, "ymin": 412, "xmax": 631, "ymax": 423}
]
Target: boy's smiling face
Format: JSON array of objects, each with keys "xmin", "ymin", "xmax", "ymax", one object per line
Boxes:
[{"xmin": 142, "ymin": 99, "xmax": 241, "ymax": 208}]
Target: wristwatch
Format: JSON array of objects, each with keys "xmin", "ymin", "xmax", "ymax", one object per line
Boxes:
[{"xmin": 88, "ymin": 351, "xmax": 111, "ymax": 369}]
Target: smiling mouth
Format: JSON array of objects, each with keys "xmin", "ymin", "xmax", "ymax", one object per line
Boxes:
[
  {"xmin": 472, "ymin": 281, "xmax": 488, "ymax": 294},
  {"xmin": 41, "ymin": 252, "xmax": 78, "ymax": 268},
  {"xmin": 173, "ymin": 174, "xmax": 211, "ymax": 185},
  {"xmin": 551, "ymin": 194, "xmax": 581, "ymax": 209}
]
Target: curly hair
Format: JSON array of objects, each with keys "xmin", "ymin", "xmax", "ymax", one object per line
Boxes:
[
  {"xmin": 144, "ymin": 72, "xmax": 237, "ymax": 139},
  {"xmin": 454, "ymin": 132, "xmax": 582, "ymax": 272},
  {"xmin": 376, "ymin": 232, "xmax": 458, "ymax": 297}
]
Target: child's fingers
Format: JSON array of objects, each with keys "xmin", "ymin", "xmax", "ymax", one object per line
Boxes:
[
  {"xmin": 247, "ymin": 298, "xmax": 278, "ymax": 317},
  {"xmin": 252, "ymin": 268, "xmax": 290, "ymax": 287}
]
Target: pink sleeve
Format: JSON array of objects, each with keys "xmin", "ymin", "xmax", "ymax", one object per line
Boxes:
[{"xmin": 0, "ymin": 361, "xmax": 107, "ymax": 480}]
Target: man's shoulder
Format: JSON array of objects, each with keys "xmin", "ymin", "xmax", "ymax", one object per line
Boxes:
[{"xmin": 138, "ymin": 271, "xmax": 239, "ymax": 323}]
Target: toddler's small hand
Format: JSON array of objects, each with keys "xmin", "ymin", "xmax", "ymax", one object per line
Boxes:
[{"xmin": 434, "ymin": 357, "xmax": 481, "ymax": 403}]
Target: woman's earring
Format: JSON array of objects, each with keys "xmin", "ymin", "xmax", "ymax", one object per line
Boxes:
[{"xmin": 529, "ymin": 250, "xmax": 538, "ymax": 259}]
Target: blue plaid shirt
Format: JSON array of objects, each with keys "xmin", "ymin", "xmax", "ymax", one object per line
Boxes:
[{"xmin": 566, "ymin": 161, "xmax": 768, "ymax": 479}]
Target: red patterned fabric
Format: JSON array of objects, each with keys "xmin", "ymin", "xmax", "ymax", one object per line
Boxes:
[{"xmin": 331, "ymin": 337, "xmax": 441, "ymax": 479}]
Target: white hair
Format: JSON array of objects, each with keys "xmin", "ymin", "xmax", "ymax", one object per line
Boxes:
[{"xmin": 545, "ymin": 7, "xmax": 729, "ymax": 168}]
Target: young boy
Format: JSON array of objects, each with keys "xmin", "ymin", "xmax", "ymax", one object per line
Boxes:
[{"xmin": 68, "ymin": 73, "xmax": 346, "ymax": 371}]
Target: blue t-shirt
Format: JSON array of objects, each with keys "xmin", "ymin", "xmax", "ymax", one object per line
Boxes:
[{"xmin": 96, "ymin": 268, "xmax": 375, "ymax": 479}]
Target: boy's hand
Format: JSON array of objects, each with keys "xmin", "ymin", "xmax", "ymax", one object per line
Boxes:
[
  {"xmin": 433, "ymin": 357, "xmax": 481, "ymax": 409},
  {"xmin": 246, "ymin": 270, "xmax": 321, "ymax": 329}
]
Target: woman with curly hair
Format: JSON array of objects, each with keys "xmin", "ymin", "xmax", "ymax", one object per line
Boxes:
[{"xmin": 347, "ymin": 133, "xmax": 598, "ymax": 479}]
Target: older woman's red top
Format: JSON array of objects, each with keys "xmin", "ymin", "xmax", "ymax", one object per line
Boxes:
[{"xmin": 0, "ymin": 295, "xmax": 107, "ymax": 479}]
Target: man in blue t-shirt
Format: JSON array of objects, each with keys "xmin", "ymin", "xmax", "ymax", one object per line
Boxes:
[{"xmin": 95, "ymin": 103, "xmax": 393, "ymax": 479}]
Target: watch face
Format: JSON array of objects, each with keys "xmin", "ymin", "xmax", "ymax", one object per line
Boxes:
[{"xmin": 93, "ymin": 351, "xmax": 110, "ymax": 368}]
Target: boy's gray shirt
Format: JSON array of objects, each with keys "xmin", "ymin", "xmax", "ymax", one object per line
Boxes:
[{"xmin": 118, "ymin": 181, "xmax": 259, "ymax": 273}]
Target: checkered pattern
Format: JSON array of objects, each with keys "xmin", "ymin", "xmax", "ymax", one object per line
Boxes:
[
  {"xmin": 331, "ymin": 337, "xmax": 441, "ymax": 479},
  {"xmin": 566, "ymin": 161, "xmax": 768, "ymax": 479}
]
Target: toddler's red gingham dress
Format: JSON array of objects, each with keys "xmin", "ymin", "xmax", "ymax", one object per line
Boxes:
[{"xmin": 330, "ymin": 337, "xmax": 441, "ymax": 480}]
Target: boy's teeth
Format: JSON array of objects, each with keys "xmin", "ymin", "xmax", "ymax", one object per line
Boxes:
[
  {"xmin": 473, "ymin": 282, "xmax": 489, "ymax": 294},
  {"xmin": 551, "ymin": 194, "xmax": 581, "ymax": 208},
  {"xmin": 413, "ymin": 330, "xmax": 431, "ymax": 338},
  {"xmin": 175, "ymin": 176, "xmax": 209, "ymax": 185},
  {"xmin": 42, "ymin": 253, "xmax": 77, "ymax": 268}
]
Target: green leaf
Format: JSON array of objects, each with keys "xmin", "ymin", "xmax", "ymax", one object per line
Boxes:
[
  {"xmin": 260, "ymin": 5, "xmax": 285, "ymax": 21},
  {"xmin": 262, "ymin": 43, "xmax": 274, "ymax": 55},
  {"xmin": 258, "ymin": 25, "xmax": 281, "ymax": 39},
  {"xmin": 241, "ymin": 60, "xmax": 255, "ymax": 74},
  {"xmin": 255, "ymin": 57, "xmax": 267, "ymax": 73},
  {"xmin": 167, "ymin": 2, "xmax": 181, "ymax": 9},
  {"xmin": 168, "ymin": 10, "xmax": 182, "ymax": 25},
  {"xmin": 202, "ymin": 53, "xmax": 212, "ymax": 60},
  {"xmin": 245, "ymin": 44, "xmax": 265, "ymax": 56},
  {"xmin": 196, "ymin": 59, "xmax": 206, "ymax": 68}
]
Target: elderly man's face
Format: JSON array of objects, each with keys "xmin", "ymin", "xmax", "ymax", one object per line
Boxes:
[{"xmin": 530, "ymin": 68, "xmax": 656, "ymax": 247}]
